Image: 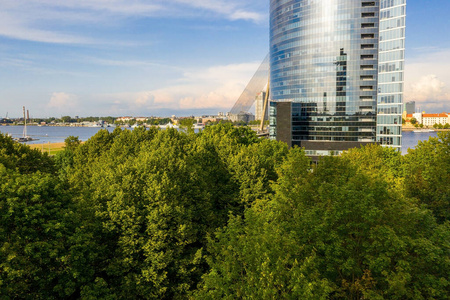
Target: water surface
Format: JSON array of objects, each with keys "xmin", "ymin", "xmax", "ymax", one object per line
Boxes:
[{"xmin": 0, "ymin": 125, "xmax": 442, "ymax": 154}]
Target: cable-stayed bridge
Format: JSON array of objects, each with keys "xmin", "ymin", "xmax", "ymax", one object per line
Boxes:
[{"xmin": 230, "ymin": 54, "xmax": 270, "ymax": 116}]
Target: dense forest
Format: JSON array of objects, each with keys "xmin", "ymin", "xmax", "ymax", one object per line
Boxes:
[{"xmin": 1, "ymin": 124, "xmax": 449, "ymax": 299}]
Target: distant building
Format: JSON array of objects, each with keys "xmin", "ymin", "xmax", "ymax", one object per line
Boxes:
[
  {"xmin": 405, "ymin": 101, "xmax": 415, "ymax": 115},
  {"xmin": 229, "ymin": 112, "xmax": 255, "ymax": 123},
  {"xmin": 413, "ymin": 112, "xmax": 423, "ymax": 124},
  {"xmin": 419, "ymin": 113, "xmax": 449, "ymax": 126},
  {"xmin": 255, "ymin": 91, "xmax": 268, "ymax": 121},
  {"xmin": 404, "ymin": 113, "xmax": 413, "ymax": 121},
  {"xmin": 116, "ymin": 116, "xmax": 134, "ymax": 122},
  {"xmin": 197, "ymin": 116, "xmax": 223, "ymax": 124}
]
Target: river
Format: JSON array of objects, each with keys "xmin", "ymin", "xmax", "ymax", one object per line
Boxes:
[
  {"xmin": 0, "ymin": 125, "xmax": 117, "ymax": 144},
  {"xmin": 0, "ymin": 125, "xmax": 440, "ymax": 155}
]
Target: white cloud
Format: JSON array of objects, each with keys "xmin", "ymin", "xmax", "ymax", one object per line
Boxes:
[
  {"xmin": 405, "ymin": 49, "xmax": 450, "ymax": 112},
  {"xmin": 48, "ymin": 92, "xmax": 79, "ymax": 111},
  {"xmin": 0, "ymin": 12, "xmax": 94, "ymax": 44},
  {"xmin": 98, "ymin": 61, "xmax": 261, "ymax": 114},
  {"xmin": 230, "ymin": 10, "xmax": 264, "ymax": 22},
  {"xmin": 82, "ymin": 57, "xmax": 182, "ymax": 72},
  {"xmin": 405, "ymin": 75, "xmax": 448, "ymax": 101},
  {"xmin": 0, "ymin": 0, "xmax": 265, "ymax": 44},
  {"xmin": 4, "ymin": 0, "xmax": 164, "ymax": 17},
  {"xmin": 173, "ymin": 0, "xmax": 265, "ymax": 22}
]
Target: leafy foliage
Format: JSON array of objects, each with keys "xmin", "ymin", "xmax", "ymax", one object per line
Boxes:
[
  {"xmin": 61, "ymin": 124, "xmax": 282, "ymax": 298},
  {"xmin": 198, "ymin": 147, "xmax": 450, "ymax": 299},
  {"xmin": 0, "ymin": 128, "xmax": 449, "ymax": 299},
  {"xmin": 404, "ymin": 132, "xmax": 450, "ymax": 223},
  {"xmin": 0, "ymin": 133, "xmax": 54, "ymax": 174},
  {"xmin": 0, "ymin": 134, "xmax": 75, "ymax": 298}
]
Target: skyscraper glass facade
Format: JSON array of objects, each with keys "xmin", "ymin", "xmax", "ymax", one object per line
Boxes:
[
  {"xmin": 377, "ymin": 0, "xmax": 406, "ymax": 149},
  {"xmin": 269, "ymin": 0, "xmax": 406, "ymax": 154}
]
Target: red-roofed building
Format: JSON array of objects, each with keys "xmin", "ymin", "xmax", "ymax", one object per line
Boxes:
[
  {"xmin": 404, "ymin": 113, "xmax": 413, "ymax": 121},
  {"xmin": 421, "ymin": 113, "xmax": 449, "ymax": 126}
]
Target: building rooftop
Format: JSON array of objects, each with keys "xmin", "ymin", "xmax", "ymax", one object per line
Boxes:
[{"xmin": 422, "ymin": 113, "xmax": 449, "ymax": 118}]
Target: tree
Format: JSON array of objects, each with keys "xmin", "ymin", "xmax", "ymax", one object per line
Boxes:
[
  {"xmin": 100, "ymin": 116, "xmax": 116, "ymax": 124},
  {"xmin": 179, "ymin": 118, "xmax": 196, "ymax": 127},
  {"xmin": 196, "ymin": 148, "xmax": 331, "ymax": 299},
  {"xmin": 0, "ymin": 136, "xmax": 79, "ymax": 298},
  {"xmin": 158, "ymin": 118, "xmax": 171, "ymax": 125},
  {"xmin": 178, "ymin": 118, "xmax": 196, "ymax": 133},
  {"xmin": 60, "ymin": 125, "xmax": 260, "ymax": 298},
  {"xmin": 0, "ymin": 133, "xmax": 54, "ymax": 174},
  {"xmin": 61, "ymin": 115, "xmax": 72, "ymax": 123},
  {"xmin": 340, "ymin": 144, "xmax": 404, "ymax": 190},
  {"xmin": 2, "ymin": 126, "xmax": 449, "ymax": 299},
  {"xmin": 64, "ymin": 135, "xmax": 81, "ymax": 151},
  {"xmin": 197, "ymin": 147, "xmax": 449, "ymax": 299},
  {"xmin": 410, "ymin": 118, "xmax": 417, "ymax": 125},
  {"xmin": 404, "ymin": 132, "xmax": 450, "ymax": 223}
]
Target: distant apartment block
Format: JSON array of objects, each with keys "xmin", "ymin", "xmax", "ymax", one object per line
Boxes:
[
  {"xmin": 406, "ymin": 112, "xmax": 449, "ymax": 126},
  {"xmin": 196, "ymin": 116, "xmax": 224, "ymax": 124},
  {"xmin": 255, "ymin": 91, "xmax": 268, "ymax": 121},
  {"xmin": 116, "ymin": 116, "xmax": 134, "ymax": 122},
  {"xmin": 135, "ymin": 117, "xmax": 148, "ymax": 122},
  {"xmin": 405, "ymin": 101, "xmax": 415, "ymax": 114},
  {"xmin": 229, "ymin": 112, "xmax": 255, "ymax": 123},
  {"xmin": 417, "ymin": 112, "xmax": 449, "ymax": 126}
]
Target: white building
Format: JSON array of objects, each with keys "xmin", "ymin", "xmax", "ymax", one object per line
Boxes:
[
  {"xmin": 421, "ymin": 113, "xmax": 449, "ymax": 126},
  {"xmin": 412, "ymin": 112, "xmax": 423, "ymax": 124}
]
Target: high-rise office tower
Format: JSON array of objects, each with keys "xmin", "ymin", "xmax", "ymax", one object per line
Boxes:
[
  {"xmin": 269, "ymin": 0, "xmax": 406, "ymax": 155},
  {"xmin": 405, "ymin": 101, "xmax": 415, "ymax": 115},
  {"xmin": 255, "ymin": 91, "xmax": 268, "ymax": 121}
]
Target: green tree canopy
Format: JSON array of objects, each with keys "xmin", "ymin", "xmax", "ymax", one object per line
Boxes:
[
  {"xmin": 404, "ymin": 132, "xmax": 450, "ymax": 223},
  {"xmin": 0, "ymin": 133, "xmax": 54, "ymax": 174},
  {"xmin": 1, "ymin": 126, "xmax": 449, "ymax": 299},
  {"xmin": 197, "ymin": 147, "xmax": 449, "ymax": 299}
]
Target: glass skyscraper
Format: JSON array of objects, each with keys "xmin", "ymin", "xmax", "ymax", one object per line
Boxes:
[{"xmin": 269, "ymin": 0, "xmax": 406, "ymax": 155}]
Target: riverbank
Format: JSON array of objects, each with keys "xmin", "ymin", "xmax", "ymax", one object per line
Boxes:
[{"xmin": 402, "ymin": 127, "xmax": 450, "ymax": 132}]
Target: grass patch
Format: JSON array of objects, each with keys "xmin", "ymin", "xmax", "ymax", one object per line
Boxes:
[{"xmin": 29, "ymin": 142, "xmax": 66, "ymax": 155}]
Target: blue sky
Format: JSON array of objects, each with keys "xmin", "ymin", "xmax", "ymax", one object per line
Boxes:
[{"xmin": 0, "ymin": 0, "xmax": 449, "ymax": 118}]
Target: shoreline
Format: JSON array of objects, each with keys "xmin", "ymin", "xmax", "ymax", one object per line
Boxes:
[{"xmin": 402, "ymin": 128, "xmax": 449, "ymax": 132}]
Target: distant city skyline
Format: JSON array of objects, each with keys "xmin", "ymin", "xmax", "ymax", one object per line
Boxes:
[{"xmin": 1, "ymin": 0, "xmax": 449, "ymax": 118}]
